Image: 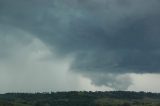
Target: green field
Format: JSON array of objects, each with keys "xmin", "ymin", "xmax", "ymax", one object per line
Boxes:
[{"xmin": 0, "ymin": 91, "xmax": 160, "ymax": 106}]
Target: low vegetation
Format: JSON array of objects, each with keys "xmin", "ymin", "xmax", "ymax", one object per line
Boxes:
[{"xmin": 0, "ymin": 91, "xmax": 160, "ymax": 106}]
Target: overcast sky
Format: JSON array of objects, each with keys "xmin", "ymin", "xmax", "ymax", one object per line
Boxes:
[{"xmin": 0, "ymin": 0, "xmax": 160, "ymax": 93}]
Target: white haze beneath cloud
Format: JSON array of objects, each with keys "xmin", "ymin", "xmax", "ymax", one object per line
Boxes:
[
  {"xmin": 0, "ymin": 27, "xmax": 112, "ymax": 93},
  {"xmin": 0, "ymin": 27, "xmax": 160, "ymax": 93}
]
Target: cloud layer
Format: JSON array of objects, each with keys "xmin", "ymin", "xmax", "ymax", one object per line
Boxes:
[{"xmin": 0, "ymin": 0, "xmax": 160, "ymax": 90}]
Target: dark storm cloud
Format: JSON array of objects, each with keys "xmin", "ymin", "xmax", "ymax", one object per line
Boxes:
[{"xmin": 0, "ymin": 0, "xmax": 160, "ymax": 89}]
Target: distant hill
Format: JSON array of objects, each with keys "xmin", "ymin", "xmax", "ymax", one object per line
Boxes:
[{"xmin": 0, "ymin": 91, "xmax": 160, "ymax": 106}]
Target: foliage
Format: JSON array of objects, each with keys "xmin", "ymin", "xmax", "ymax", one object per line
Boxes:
[{"xmin": 0, "ymin": 91, "xmax": 160, "ymax": 106}]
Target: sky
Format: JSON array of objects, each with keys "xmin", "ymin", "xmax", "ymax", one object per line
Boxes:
[{"xmin": 0, "ymin": 0, "xmax": 160, "ymax": 93}]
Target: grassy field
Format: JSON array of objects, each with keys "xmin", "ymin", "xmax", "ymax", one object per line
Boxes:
[{"xmin": 0, "ymin": 91, "xmax": 160, "ymax": 106}]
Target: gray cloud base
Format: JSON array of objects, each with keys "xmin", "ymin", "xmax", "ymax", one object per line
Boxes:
[{"xmin": 0, "ymin": 0, "xmax": 160, "ymax": 90}]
